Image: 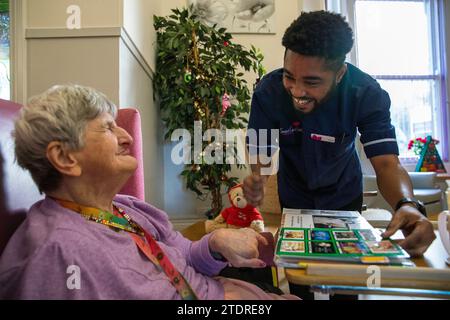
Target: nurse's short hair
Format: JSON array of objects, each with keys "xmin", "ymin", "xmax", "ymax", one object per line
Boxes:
[
  {"xmin": 282, "ymin": 10, "xmax": 354, "ymax": 71},
  {"xmin": 13, "ymin": 84, "xmax": 118, "ymax": 193}
]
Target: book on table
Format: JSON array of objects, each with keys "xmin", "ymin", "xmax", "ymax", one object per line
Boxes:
[{"xmin": 275, "ymin": 208, "xmax": 411, "ymax": 268}]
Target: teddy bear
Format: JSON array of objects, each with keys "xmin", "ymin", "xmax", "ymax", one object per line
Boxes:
[{"xmin": 205, "ymin": 183, "xmax": 265, "ymax": 233}]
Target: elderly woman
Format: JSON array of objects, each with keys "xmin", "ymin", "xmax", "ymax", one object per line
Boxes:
[{"xmin": 0, "ymin": 85, "xmax": 298, "ymax": 300}]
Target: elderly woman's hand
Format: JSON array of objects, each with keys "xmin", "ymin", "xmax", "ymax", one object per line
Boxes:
[{"xmin": 209, "ymin": 228, "xmax": 268, "ymax": 268}]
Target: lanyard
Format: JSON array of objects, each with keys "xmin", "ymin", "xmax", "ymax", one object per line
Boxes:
[{"xmin": 55, "ymin": 198, "xmax": 198, "ymax": 300}]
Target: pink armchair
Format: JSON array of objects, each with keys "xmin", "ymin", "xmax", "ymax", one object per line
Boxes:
[
  {"xmin": 116, "ymin": 108, "xmax": 145, "ymax": 201},
  {"xmin": 0, "ymin": 100, "xmax": 145, "ymax": 255},
  {"xmin": 0, "ymin": 99, "xmax": 42, "ymax": 255}
]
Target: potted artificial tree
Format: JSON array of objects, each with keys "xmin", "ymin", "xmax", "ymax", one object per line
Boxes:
[{"xmin": 153, "ymin": 7, "xmax": 265, "ymax": 218}]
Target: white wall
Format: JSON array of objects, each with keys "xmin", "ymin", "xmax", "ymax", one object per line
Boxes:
[
  {"xmin": 119, "ymin": 38, "xmax": 164, "ymax": 209},
  {"xmin": 27, "ymin": 0, "xmax": 123, "ymax": 28},
  {"xmin": 230, "ymin": 0, "xmax": 302, "ymax": 84},
  {"xmin": 25, "ymin": 0, "xmax": 123, "ymax": 101},
  {"xmin": 301, "ymin": 0, "xmax": 326, "ymax": 13},
  {"xmin": 27, "ymin": 36, "xmax": 120, "ymax": 103},
  {"xmin": 119, "ymin": 1, "xmax": 165, "ymax": 207},
  {"xmin": 123, "ymin": 0, "xmax": 160, "ymax": 71}
]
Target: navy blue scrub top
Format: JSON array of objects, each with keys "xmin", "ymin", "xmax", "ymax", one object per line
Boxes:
[{"xmin": 247, "ymin": 63, "xmax": 399, "ymax": 210}]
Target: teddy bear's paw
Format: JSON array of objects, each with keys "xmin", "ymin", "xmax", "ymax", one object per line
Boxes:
[{"xmin": 250, "ymin": 220, "xmax": 265, "ymax": 233}]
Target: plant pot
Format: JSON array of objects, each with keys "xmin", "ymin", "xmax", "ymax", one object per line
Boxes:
[{"xmin": 204, "ymin": 207, "xmax": 222, "ymax": 220}]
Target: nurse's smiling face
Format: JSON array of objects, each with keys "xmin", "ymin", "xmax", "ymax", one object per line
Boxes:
[{"xmin": 282, "ymin": 49, "xmax": 347, "ymax": 114}]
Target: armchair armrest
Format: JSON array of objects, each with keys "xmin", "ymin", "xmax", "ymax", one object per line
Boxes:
[{"xmin": 408, "ymin": 172, "xmax": 437, "ymax": 189}]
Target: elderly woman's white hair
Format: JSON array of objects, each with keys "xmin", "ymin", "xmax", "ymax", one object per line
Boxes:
[{"xmin": 14, "ymin": 84, "xmax": 118, "ymax": 193}]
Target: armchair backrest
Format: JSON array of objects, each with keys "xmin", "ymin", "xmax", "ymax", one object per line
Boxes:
[
  {"xmin": 363, "ymin": 172, "xmax": 442, "ymax": 215},
  {"xmin": 116, "ymin": 108, "xmax": 145, "ymax": 201},
  {"xmin": 408, "ymin": 171, "xmax": 437, "ymax": 189},
  {"xmin": 364, "ymin": 172, "xmax": 438, "ymax": 190},
  {"xmin": 0, "ymin": 99, "xmax": 42, "ymax": 255}
]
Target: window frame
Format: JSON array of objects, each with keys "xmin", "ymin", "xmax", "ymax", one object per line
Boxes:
[
  {"xmin": 0, "ymin": 0, "xmax": 10, "ymax": 100},
  {"xmin": 326, "ymin": 0, "xmax": 449, "ymax": 162}
]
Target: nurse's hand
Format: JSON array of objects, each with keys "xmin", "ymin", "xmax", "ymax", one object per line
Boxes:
[
  {"xmin": 243, "ymin": 173, "xmax": 268, "ymax": 207},
  {"xmin": 381, "ymin": 205, "xmax": 436, "ymax": 257}
]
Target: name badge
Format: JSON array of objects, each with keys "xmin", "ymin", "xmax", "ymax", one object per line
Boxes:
[{"xmin": 311, "ymin": 133, "xmax": 336, "ymax": 143}]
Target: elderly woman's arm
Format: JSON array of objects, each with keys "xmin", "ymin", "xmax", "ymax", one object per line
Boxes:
[
  {"xmin": 125, "ymin": 196, "xmax": 267, "ymax": 275},
  {"xmin": 165, "ymin": 227, "xmax": 268, "ymax": 275},
  {"xmin": 164, "ymin": 227, "xmax": 269, "ymax": 276},
  {"xmin": 121, "ymin": 196, "xmax": 227, "ymax": 275}
]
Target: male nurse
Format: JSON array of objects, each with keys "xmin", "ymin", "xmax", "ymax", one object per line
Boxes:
[{"xmin": 244, "ymin": 11, "xmax": 435, "ymax": 257}]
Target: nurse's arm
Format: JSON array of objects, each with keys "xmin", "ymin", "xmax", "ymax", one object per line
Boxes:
[
  {"xmin": 242, "ymin": 162, "xmax": 271, "ymax": 207},
  {"xmin": 369, "ymin": 154, "xmax": 413, "ymax": 208}
]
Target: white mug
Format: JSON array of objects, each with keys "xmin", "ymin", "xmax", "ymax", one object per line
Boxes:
[{"xmin": 438, "ymin": 211, "xmax": 450, "ymax": 266}]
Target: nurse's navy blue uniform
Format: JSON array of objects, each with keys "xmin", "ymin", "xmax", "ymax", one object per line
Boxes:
[{"xmin": 247, "ymin": 64, "xmax": 399, "ymax": 210}]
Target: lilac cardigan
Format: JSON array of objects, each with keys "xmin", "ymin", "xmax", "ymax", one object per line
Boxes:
[{"xmin": 0, "ymin": 195, "xmax": 227, "ymax": 299}]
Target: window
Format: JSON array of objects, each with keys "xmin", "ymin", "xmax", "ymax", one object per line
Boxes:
[
  {"xmin": 0, "ymin": 0, "xmax": 10, "ymax": 100},
  {"xmin": 327, "ymin": 0, "xmax": 448, "ymax": 161}
]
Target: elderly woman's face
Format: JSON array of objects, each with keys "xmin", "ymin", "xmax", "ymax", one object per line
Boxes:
[{"xmin": 72, "ymin": 112, "xmax": 138, "ymax": 181}]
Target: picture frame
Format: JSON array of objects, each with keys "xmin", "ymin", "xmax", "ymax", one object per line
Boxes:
[{"xmin": 188, "ymin": 0, "xmax": 276, "ymax": 34}]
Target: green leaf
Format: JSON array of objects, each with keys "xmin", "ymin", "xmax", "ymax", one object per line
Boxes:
[
  {"xmin": 200, "ymin": 87, "xmax": 210, "ymax": 97},
  {"xmin": 0, "ymin": 0, "xmax": 8, "ymax": 13}
]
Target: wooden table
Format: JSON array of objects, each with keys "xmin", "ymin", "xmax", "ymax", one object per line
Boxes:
[
  {"xmin": 180, "ymin": 213, "xmax": 450, "ymax": 296},
  {"xmin": 180, "ymin": 220, "xmax": 207, "ymax": 241},
  {"xmin": 284, "ymin": 230, "xmax": 450, "ymax": 292}
]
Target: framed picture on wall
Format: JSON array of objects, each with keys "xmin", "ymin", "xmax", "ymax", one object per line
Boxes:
[{"xmin": 188, "ymin": 0, "xmax": 276, "ymax": 34}]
